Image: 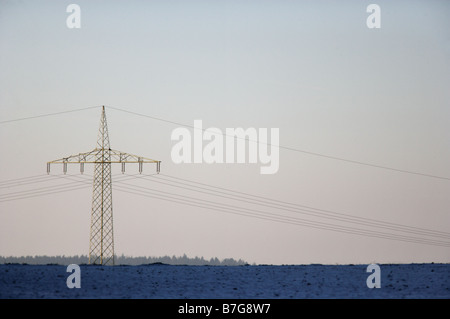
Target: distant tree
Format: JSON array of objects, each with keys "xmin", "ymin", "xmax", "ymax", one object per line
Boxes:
[{"xmin": 0, "ymin": 254, "xmax": 247, "ymax": 266}]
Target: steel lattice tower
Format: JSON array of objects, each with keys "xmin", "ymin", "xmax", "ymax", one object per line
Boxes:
[{"xmin": 47, "ymin": 106, "xmax": 161, "ymax": 265}]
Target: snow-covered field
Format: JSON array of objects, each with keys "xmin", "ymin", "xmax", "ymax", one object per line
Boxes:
[{"xmin": 0, "ymin": 263, "xmax": 449, "ymax": 299}]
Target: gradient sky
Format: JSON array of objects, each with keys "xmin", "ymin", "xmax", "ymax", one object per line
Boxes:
[{"xmin": 0, "ymin": 0, "xmax": 449, "ymax": 265}]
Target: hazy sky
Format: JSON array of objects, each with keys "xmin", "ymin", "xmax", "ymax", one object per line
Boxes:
[{"xmin": 0, "ymin": 0, "xmax": 449, "ymax": 265}]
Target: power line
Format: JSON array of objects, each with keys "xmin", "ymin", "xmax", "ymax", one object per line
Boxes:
[
  {"xmin": 0, "ymin": 181, "xmax": 90, "ymax": 203},
  {"xmin": 1, "ymin": 171, "xmax": 448, "ymax": 240},
  {"xmin": 0, "ymin": 175, "xmax": 61, "ymax": 189},
  {"xmin": 108, "ymin": 174, "xmax": 450, "ymax": 246},
  {"xmin": 130, "ymin": 173, "xmax": 450, "ymax": 239},
  {"xmin": 105, "ymin": 105, "xmax": 450, "ymax": 181},
  {"xmin": 0, "ymin": 176, "xmax": 91, "ymax": 198},
  {"xmin": 1, "ymin": 172, "xmax": 448, "ymax": 247},
  {"xmin": 0, "ymin": 173, "xmax": 153, "ymax": 203},
  {"xmin": 1, "ymin": 104, "xmax": 448, "ymax": 180},
  {"xmin": 0, "ymin": 105, "xmax": 101, "ymax": 124},
  {"xmin": 112, "ymin": 179, "xmax": 450, "ymax": 248},
  {"xmin": 0, "ymin": 174, "xmax": 51, "ymax": 185},
  {"xmin": 0, "ymin": 173, "xmax": 151, "ymax": 204}
]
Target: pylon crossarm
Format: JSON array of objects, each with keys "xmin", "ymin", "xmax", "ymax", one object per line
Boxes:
[
  {"xmin": 47, "ymin": 149, "xmax": 160, "ymax": 164},
  {"xmin": 47, "ymin": 148, "xmax": 161, "ymax": 174}
]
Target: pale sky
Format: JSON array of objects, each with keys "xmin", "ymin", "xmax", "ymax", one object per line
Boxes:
[{"xmin": 0, "ymin": 0, "xmax": 449, "ymax": 265}]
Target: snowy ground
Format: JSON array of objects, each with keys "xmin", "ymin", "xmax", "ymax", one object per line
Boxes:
[{"xmin": 0, "ymin": 263, "xmax": 449, "ymax": 299}]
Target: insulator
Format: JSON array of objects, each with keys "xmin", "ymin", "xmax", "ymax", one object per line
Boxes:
[
  {"xmin": 63, "ymin": 162, "xmax": 67, "ymax": 174},
  {"xmin": 157, "ymin": 161, "xmax": 160, "ymax": 174},
  {"xmin": 121, "ymin": 162, "xmax": 125, "ymax": 174},
  {"xmin": 47, "ymin": 163, "xmax": 50, "ymax": 175},
  {"xmin": 80, "ymin": 162, "xmax": 84, "ymax": 174},
  {"xmin": 138, "ymin": 158, "xmax": 143, "ymax": 174}
]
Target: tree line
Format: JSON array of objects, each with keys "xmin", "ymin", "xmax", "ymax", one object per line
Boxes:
[{"xmin": 0, "ymin": 254, "xmax": 249, "ymax": 266}]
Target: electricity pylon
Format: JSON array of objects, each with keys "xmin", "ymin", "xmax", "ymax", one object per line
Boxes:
[{"xmin": 47, "ymin": 106, "xmax": 161, "ymax": 265}]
